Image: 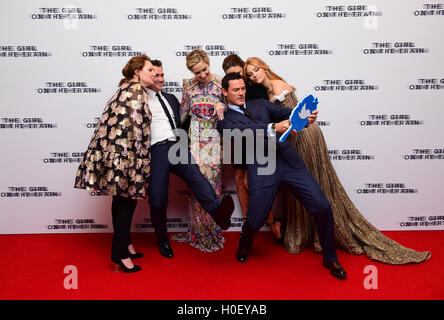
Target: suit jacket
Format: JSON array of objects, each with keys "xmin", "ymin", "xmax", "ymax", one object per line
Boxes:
[
  {"xmin": 159, "ymin": 90, "xmax": 196, "ymax": 164},
  {"xmin": 217, "ymin": 98, "xmax": 306, "ymax": 175},
  {"xmin": 160, "ymin": 90, "xmax": 182, "ymax": 129}
]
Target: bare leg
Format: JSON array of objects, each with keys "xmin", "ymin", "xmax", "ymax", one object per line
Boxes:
[{"xmin": 235, "ymin": 169, "xmax": 249, "ymax": 219}]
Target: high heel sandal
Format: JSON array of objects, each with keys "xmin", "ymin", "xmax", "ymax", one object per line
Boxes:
[
  {"xmin": 111, "ymin": 258, "xmax": 142, "ymax": 273},
  {"xmin": 268, "ymin": 217, "xmax": 285, "ymax": 245}
]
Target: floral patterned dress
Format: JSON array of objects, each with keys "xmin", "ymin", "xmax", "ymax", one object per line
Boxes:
[
  {"xmin": 171, "ymin": 75, "xmax": 225, "ymax": 252},
  {"xmin": 74, "ymin": 81, "xmax": 151, "ymax": 199}
]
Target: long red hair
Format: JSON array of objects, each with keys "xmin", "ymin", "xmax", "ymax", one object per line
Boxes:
[{"xmin": 244, "ymin": 57, "xmax": 295, "ymax": 91}]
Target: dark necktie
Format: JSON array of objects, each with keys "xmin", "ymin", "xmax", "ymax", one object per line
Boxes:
[
  {"xmin": 156, "ymin": 92, "xmax": 176, "ymax": 130},
  {"xmin": 239, "ymin": 105, "xmax": 257, "ymax": 123}
]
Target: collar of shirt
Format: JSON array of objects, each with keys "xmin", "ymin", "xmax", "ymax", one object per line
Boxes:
[
  {"xmin": 227, "ymin": 103, "xmax": 246, "ymax": 114},
  {"xmin": 145, "ymin": 87, "xmax": 160, "ymax": 98}
]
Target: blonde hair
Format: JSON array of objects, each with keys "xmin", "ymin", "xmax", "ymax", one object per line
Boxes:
[{"xmin": 186, "ymin": 49, "xmax": 210, "ymax": 71}]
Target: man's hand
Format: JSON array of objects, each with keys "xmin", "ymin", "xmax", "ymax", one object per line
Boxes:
[
  {"xmin": 275, "ymin": 109, "xmax": 318, "ymax": 139},
  {"xmin": 213, "ymin": 102, "xmax": 226, "ymax": 120},
  {"xmin": 275, "ymin": 120, "xmax": 291, "ymax": 134}
]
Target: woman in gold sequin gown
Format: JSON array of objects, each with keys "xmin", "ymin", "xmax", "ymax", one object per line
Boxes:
[
  {"xmin": 243, "ymin": 57, "xmax": 431, "ymax": 264},
  {"xmin": 75, "ymin": 55, "xmax": 155, "ymax": 272}
]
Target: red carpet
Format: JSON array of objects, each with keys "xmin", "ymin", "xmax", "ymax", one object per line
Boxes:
[{"xmin": 0, "ymin": 231, "xmax": 442, "ymax": 300}]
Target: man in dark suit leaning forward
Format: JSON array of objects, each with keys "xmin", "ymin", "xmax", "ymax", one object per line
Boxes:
[
  {"xmin": 144, "ymin": 60, "xmax": 234, "ymax": 258},
  {"xmin": 217, "ymin": 72, "xmax": 347, "ymax": 280}
]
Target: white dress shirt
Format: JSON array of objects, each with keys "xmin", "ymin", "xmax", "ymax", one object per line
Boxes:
[{"xmin": 146, "ymin": 88, "xmax": 177, "ymax": 145}]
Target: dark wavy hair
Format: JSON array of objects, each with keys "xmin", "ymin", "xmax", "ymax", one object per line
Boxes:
[
  {"xmin": 222, "ymin": 54, "xmax": 244, "ymax": 73},
  {"xmin": 221, "ymin": 72, "xmax": 243, "ymax": 90}
]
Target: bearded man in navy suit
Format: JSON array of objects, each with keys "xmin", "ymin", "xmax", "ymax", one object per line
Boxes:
[{"xmin": 217, "ymin": 72, "xmax": 347, "ymax": 280}]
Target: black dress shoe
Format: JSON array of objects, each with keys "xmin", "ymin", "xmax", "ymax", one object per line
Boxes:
[
  {"xmin": 235, "ymin": 247, "xmax": 249, "ymax": 263},
  {"xmin": 214, "ymin": 195, "xmax": 235, "ymax": 230},
  {"xmin": 159, "ymin": 243, "xmax": 174, "ymax": 258},
  {"xmin": 323, "ymin": 259, "xmax": 347, "ymax": 280}
]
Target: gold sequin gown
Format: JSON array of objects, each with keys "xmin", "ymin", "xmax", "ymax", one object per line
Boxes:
[{"xmin": 273, "ymin": 90, "xmax": 431, "ymax": 264}]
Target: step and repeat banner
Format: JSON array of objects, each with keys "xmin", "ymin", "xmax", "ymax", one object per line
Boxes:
[{"xmin": 1, "ymin": 0, "xmax": 443, "ymax": 234}]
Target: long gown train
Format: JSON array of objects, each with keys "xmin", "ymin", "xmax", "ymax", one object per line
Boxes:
[{"xmin": 274, "ymin": 91, "xmax": 431, "ymax": 264}]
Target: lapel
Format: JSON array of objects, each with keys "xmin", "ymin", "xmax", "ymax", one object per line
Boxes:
[
  {"xmin": 226, "ymin": 107, "xmax": 252, "ymax": 124},
  {"xmin": 161, "ymin": 91, "xmax": 181, "ymax": 127}
]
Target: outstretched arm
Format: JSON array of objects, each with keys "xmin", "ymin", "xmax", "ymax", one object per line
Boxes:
[
  {"xmin": 217, "ymin": 116, "xmax": 268, "ymax": 135},
  {"xmin": 265, "ymin": 98, "xmax": 318, "ymax": 127},
  {"xmin": 262, "ymin": 99, "xmax": 292, "ymax": 122}
]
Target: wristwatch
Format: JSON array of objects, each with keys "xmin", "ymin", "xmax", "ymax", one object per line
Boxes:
[{"xmin": 271, "ymin": 123, "xmax": 276, "ymax": 131}]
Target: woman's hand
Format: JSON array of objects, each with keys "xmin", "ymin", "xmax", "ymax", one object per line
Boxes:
[
  {"xmin": 307, "ymin": 110, "xmax": 318, "ymax": 125},
  {"xmin": 213, "ymin": 102, "xmax": 226, "ymax": 120}
]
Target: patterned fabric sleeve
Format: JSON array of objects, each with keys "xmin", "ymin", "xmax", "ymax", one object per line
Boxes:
[
  {"xmin": 213, "ymin": 75, "xmax": 226, "ymax": 104},
  {"xmin": 180, "ymin": 78, "xmax": 192, "ymax": 124},
  {"xmin": 219, "ymin": 92, "xmax": 227, "ymax": 105},
  {"xmin": 125, "ymin": 82, "xmax": 149, "ymax": 156}
]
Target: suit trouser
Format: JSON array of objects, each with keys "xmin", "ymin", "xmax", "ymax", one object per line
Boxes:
[
  {"xmin": 111, "ymin": 195, "xmax": 137, "ymax": 260},
  {"xmin": 149, "ymin": 141, "xmax": 221, "ymax": 245},
  {"xmin": 241, "ymin": 155, "xmax": 338, "ymax": 262}
]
